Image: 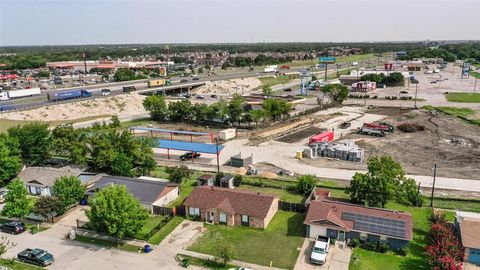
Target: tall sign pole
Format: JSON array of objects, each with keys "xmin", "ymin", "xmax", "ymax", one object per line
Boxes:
[{"xmin": 319, "ymin": 57, "xmax": 336, "ymax": 81}]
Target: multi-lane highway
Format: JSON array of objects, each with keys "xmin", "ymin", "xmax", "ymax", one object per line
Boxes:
[{"xmin": 0, "ymin": 58, "xmax": 382, "ymax": 112}]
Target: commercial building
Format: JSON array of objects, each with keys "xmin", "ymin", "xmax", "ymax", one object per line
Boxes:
[{"xmin": 46, "ymin": 60, "xmax": 173, "ymax": 73}]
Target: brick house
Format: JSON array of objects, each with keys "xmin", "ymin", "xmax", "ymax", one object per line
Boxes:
[
  {"xmin": 183, "ymin": 186, "xmax": 279, "ymax": 229},
  {"xmin": 305, "ymin": 188, "xmax": 413, "ymax": 251},
  {"xmin": 455, "ymin": 211, "xmax": 480, "ymax": 265}
]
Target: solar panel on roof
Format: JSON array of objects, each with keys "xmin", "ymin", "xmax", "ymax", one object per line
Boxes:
[{"xmin": 342, "ymin": 211, "xmax": 407, "ymax": 239}]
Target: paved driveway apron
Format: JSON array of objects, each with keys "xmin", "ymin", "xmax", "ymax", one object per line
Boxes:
[{"xmin": 295, "ymin": 239, "xmax": 351, "ymax": 270}]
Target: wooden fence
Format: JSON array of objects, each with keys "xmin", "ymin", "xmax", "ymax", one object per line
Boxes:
[
  {"xmin": 278, "ymin": 201, "xmax": 308, "ymax": 213},
  {"xmin": 152, "ymin": 205, "xmax": 185, "ymax": 217}
]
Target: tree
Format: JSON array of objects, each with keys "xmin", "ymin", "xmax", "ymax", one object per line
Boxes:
[
  {"xmin": 35, "ymin": 70, "xmax": 50, "ymax": 78},
  {"xmin": 52, "ymin": 176, "xmax": 86, "ymax": 210},
  {"xmin": 0, "ymin": 236, "xmax": 15, "ymax": 257},
  {"xmin": 114, "ymin": 68, "xmax": 136, "ymax": 82},
  {"xmin": 2, "ymin": 179, "xmax": 33, "ymax": 220},
  {"xmin": 32, "ymin": 196, "xmax": 64, "ymax": 222},
  {"xmin": 205, "ymin": 64, "xmax": 211, "ymax": 70},
  {"xmin": 165, "ymin": 166, "xmax": 192, "ymax": 184},
  {"xmin": 143, "ymin": 95, "xmax": 168, "ymax": 121},
  {"xmin": 227, "ymin": 94, "xmax": 245, "ymax": 125},
  {"xmin": 51, "ymin": 124, "xmax": 89, "ymax": 165},
  {"xmin": 168, "ymin": 99, "xmax": 193, "ymax": 122},
  {"xmin": 0, "ymin": 134, "xmax": 21, "ymax": 186},
  {"xmin": 110, "ymin": 115, "xmax": 121, "ymax": 127},
  {"xmin": 346, "ymin": 156, "xmax": 405, "ymax": 208},
  {"xmin": 233, "ymin": 175, "xmax": 243, "ymax": 187},
  {"xmin": 262, "ymin": 99, "xmax": 291, "ymax": 120},
  {"xmin": 86, "ymin": 185, "xmax": 148, "ymax": 242},
  {"xmin": 214, "ymin": 234, "xmax": 236, "ymax": 266},
  {"xmin": 111, "ymin": 153, "xmax": 134, "ymax": 176},
  {"xmin": 262, "ymin": 84, "xmax": 272, "ymax": 96},
  {"xmin": 8, "ymin": 122, "xmax": 51, "ymax": 166},
  {"xmin": 192, "ymin": 103, "xmax": 209, "ymax": 122},
  {"xmin": 296, "ymin": 175, "xmax": 317, "ymax": 195},
  {"xmin": 249, "ymin": 109, "xmax": 267, "ymax": 127},
  {"xmin": 401, "ymin": 178, "xmax": 423, "ymax": 207},
  {"xmin": 321, "ymin": 84, "xmax": 349, "ymax": 104}
]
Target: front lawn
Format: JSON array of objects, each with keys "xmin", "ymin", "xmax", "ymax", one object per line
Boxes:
[
  {"xmin": 445, "ymin": 93, "xmax": 480, "ymax": 103},
  {"xmin": 135, "ymin": 216, "xmax": 166, "ymax": 240},
  {"xmin": 168, "ymin": 179, "xmax": 197, "ymax": 207},
  {"xmin": 0, "ymin": 258, "xmax": 43, "ymax": 270},
  {"xmin": 188, "ymin": 211, "xmax": 305, "ymax": 270},
  {"xmin": 148, "ymin": 216, "xmax": 184, "ymax": 245},
  {"xmin": 177, "ymin": 254, "xmax": 239, "ymax": 270}
]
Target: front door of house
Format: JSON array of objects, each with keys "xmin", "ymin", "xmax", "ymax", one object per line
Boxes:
[
  {"xmin": 338, "ymin": 231, "xmax": 345, "ymax": 241},
  {"xmin": 208, "ymin": 212, "xmax": 214, "ymax": 224}
]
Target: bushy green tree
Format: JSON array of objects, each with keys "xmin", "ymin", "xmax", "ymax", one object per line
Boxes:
[
  {"xmin": 227, "ymin": 94, "xmax": 245, "ymax": 125},
  {"xmin": 262, "ymin": 84, "xmax": 272, "ymax": 96},
  {"xmin": 86, "ymin": 185, "xmax": 149, "ymax": 242},
  {"xmin": 52, "ymin": 176, "xmax": 86, "ymax": 210},
  {"xmin": 8, "ymin": 122, "xmax": 51, "ymax": 166},
  {"xmin": 346, "ymin": 156, "xmax": 405, "ymax": 208},
  {"xmin": 296, "ymin": 175, "xmax": 317, "ymax": 195},
  {"xmin": 2, "ymin": 179, "xmax": 33, "ymax": 220},
  {"xmin": 114, "ymin": 68, "xmax": 136, "ymax": 82},
  {"xmin": 262, "ymin": 98, "xmax": 291, "ymax": 120},
  {"xmin": 0, "ymin": 134, "xmax": 21, "ymax": 186},
  {"xmin": 401, "ymin": 178, "xmax": 423, "ymax": 207},
  {"xmin": 249, "ymin": 109, "xmax": 267, "ymax": 127},
  {"xmin": 143, "ymin": 95, "xmax": 168, "ymax": 121},
  {"xmin": 168, "ymin": 99, "xmax": 193, "ymax": 122},
  {"xmin": 165, "ymin": 165, "xmax": 192, "ymax": 184},
  {"xmin": 110, "ymin": 115, "xmax": 121, "ymax": 127},
  {"xmin": 32, "ymin": 196, "xmax": 64, "ymax": 222},
  {"xmin": 321, "ymin": 84, "xmax": 349, "ymax": 104}
]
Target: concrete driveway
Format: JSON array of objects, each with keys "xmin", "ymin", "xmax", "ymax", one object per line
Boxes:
[
  {"xmin": 295, "ymin": 239, "xmax": 351, "ymax": 270},
  {"xmin": 1, "ymin": 218, "xmax": 205, "ymax": 270}
]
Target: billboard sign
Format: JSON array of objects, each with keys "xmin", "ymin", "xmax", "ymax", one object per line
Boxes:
[
  {"xmin": 159, "ymin": 66, "xmax": 167, "ymax": 77},
  {"xmin": 396, "ymin": 51, "xmax": 407, "ymax": 57},
  {"xmin": 462, "ymin": 63, "xmax": 470, "ymax": 77},
  {"xmin": 319, "ymin": 57, "xmax": 336, "ymax": 63}
]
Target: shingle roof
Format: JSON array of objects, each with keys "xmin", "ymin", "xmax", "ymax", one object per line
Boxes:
[
  {"xmin": 18, "ymin": 166, "xmax": 82, "ymax": 187},
  {"xmin": 87, "ymin": 175, "xmax": 177, "ymax": 205},
  {"xmin": 184, "ymin": 186, "xmax": 279, "ymax": 219},
  {"xmin": 305, "ymin": 200, "xmax": 413, "ymax": 240}
]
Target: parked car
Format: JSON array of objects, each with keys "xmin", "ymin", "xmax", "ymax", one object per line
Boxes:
[
  {"xmin": 101, "ymin": 88, "xmax": 111, "ymax": 96},
  {"xmin": 196, "ymin": 95, "xmax": 205, "ymax": 99},
  {"xmin": 339, "ymin": 122, "xmax": 351, "ymax": 129},
  {"xmin": 310, "ymin": 235, "xmax": 330, "ymax": 265},
  {"xmin": 210, "ymin": 94, "xmax": 218, "ymax": 98},
  {"xmin": 431, "ymin": 81, "xmax": 437, "ymax": 83},
  {"xmin": 0, "ymin": 221, "xmax": 26, "ymax": 234},
  {"xmin": 284, "ymin": 88, "xmax": 292, "ymax": 92},
  {"xmin": 192, "ymin": 77, "xmax": 200, "ymax": 81},
  {"xmin": 17, "ymin": 248, "xmax": 54, "ymax": 267},
  {"xmin": 180, "ymin": 152, "xmax": 201, "ymax": 161},
  {"xmin": 180, "ymin": 79, "xmax": 188, "ymax": 83}
]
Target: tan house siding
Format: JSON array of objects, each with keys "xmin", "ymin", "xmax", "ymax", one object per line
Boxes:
[
  {"xmin": 249, "ymin": 216, "xmax": 265, "ymax": 228},
  {"xmin": 263, "ymin": 197, "xmax": 279, "ymax": 228},
  {"xmin": 152, "ymin": 186, "xmax": 179, "ymax": 207}
]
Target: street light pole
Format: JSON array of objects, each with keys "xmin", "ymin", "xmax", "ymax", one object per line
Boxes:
[{"xmin": 430, "ymin": 164, "xmax": 437, "ymax": 208}]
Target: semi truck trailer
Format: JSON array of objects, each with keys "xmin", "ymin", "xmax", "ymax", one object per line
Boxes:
[
  {"xmin": 47, "ymin": 89, "xmax": 92, "ymax": 101},
  {"xmin": 0, "ymin": 88, "xmax": 41, "ymax": 101}
]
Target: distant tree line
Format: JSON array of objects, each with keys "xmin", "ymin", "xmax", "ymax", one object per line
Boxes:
[
  {"xmin": 400, "ymin": 43, "xmax": 480, "ymax": 63},
  {"xmin": 360, "ymin": 72, "xmax": 405, "ymax": 86},
  {"xmin": 3, "ymin": 42, "xmax": 471, "ymax": 70}
]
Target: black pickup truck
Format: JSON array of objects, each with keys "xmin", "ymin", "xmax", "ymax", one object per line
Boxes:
[{"xmin": 17, "ymin": 248, "xmax": 54, "ymax": 267}]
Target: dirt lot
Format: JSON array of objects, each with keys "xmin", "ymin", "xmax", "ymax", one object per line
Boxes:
[
  {"xmin": 303, "ymin": 108, "xmax": 480, "ymax": 179},
  {"xmin": 192, "ymin": 77, "xmax": 261, "ymax": 96},
  {"xmin": 276, "ymin": 126, "xmax": 325, "ymax": 143}
]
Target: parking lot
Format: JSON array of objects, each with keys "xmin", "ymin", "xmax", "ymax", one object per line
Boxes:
[{"xmin": 295, "ymin": 239, "xmax": 351, "ymax": 270}]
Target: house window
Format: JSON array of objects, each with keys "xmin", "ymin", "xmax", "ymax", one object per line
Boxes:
[
  {"xmin": 189, "ymin": 207, "xmax": 200, "ymax": 216},
  {"xmin": 35, "ymin": 186, "xmax": 42, "ymax": 195},
  {"xmin": 219, "ymin": 212, "xmax": 227, "ymax": 225},
  {"xmin": 241, "ymin": 215, "xmax": 249, "ymax": 226}
]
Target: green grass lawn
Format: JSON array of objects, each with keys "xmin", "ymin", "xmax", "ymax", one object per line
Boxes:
[
  {"xmin": 445, "ymin": 93, "xmax": 480, "ymax": 103},
  {"xmin": 134, "ymin": 216, "xmax": 166, "ymax": 240},
  {"xmin": 0, "ymin": 115, "xmax": 112, "ymax": 133},
  {"xmin": 257, "ymin": 74, "xmax": 299, "ymax": 89},
  {"xmin": 168, "ymin": 179, "xmax": 197, "ymax": 207},
  {"xmin": 148, "ymin": 216, "xmax": 184, "ymax": 245},
  {"xmin": 432, "ymin": 198, "xmax": 480, "ymax": 212},
  {"xmin": 188, "ymin": 211, "xmax": 305, "ymax": 270},
  {"xmin": 74, "ymin": 235, "xmax": 143, "ymax": 253},
  {"xmin": 0, "ymin": 258, "xmax": 43, "ymax": 270},
  {"xmin": 237, "ymin": 185, "xmax": 305, "ymax": 203}
]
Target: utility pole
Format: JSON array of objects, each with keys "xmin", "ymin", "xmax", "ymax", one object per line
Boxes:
[
  {"xmin": 430, "ymin": 164, "xmax": 437, "ymax": 208},
  {"xmin": 215, "ymin": 138, "xmax": 220, "ymax": 173},
  {"xmin": 414, "ymin": 81, "xmax": 419, "ymax": 108},
  {"xmin": 324, "ymin": 63, "xmax": 328, "ymax": 81},
  {"xmin": 474, "ymin": 75, "xmax": 477, "ymax": 93}
]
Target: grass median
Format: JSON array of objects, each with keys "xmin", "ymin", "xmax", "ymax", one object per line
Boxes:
[
  {"xmin": 445, "ymin": 92, "xmax": 480, "ymax": 103},
  {"xmin": 0, "ymin": 258, "xmax": 43, "ymax": 270}
]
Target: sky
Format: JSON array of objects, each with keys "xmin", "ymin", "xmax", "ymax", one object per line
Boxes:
[{"xmin": 0, "ymin": 0, "xmax": 479, "ymax": 46}]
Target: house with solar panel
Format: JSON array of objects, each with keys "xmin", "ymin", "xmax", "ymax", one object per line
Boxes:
[{"xmin": 304, "ymin": 188, "xmax": 413, "ymax": 251}]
